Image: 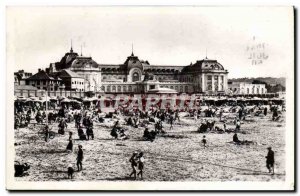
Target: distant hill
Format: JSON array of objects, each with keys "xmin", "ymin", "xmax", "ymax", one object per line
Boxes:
[
  {"xmin": 228, "ymin": 77, "xmax": 286, "ymax": 93},
  {"xmin": 228, "ymin": 77, "xmax": 286, "ymax": 87}
]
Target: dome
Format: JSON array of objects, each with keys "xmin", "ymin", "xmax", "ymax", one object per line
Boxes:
[
  {"xmin": 123, "ymin": 53, "xmax": 143, "ymax": 71},
  {"xmin": 71, "ymin": 56, "xmax": 99, "ymax": 69},
  {"xmin": 200, "ymin": 59, "xmax": 224, "ymax": 70}
]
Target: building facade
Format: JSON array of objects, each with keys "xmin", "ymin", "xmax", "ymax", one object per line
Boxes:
[
  {"xmin": 228, "ymin": 82, "xmax": 267, "ymax": 95},
  {"xmin": 27, "ymin": 46, "xmax": 230, "ymax": 94},
  {"xmin": 14, "ymin": 70, "xmax": 33, "ymax": 85},
  {"xmin": 25, "ymin": 70, "xmax": 63, "ymax": 91}
]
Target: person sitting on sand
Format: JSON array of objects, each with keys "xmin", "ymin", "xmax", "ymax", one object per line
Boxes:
[
  {"xmin": 67, "ymin": 164, "xmax": 74, "ymax": 179},
  {"xmin": 233, "ymin": 133, "xmax": 241, "ymax": 144},
  {"xmin": 143, "ymin": 128, "xmax": 150, "ymax": 139}
]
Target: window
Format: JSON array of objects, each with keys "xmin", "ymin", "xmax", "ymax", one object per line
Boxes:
[
  {"xmin": 123, "ymin": 86, "xmax": 127, "ymax": 92},
  {"xmin": 107, "ymin": 86, "xmax": 111, "ymax": 92},
  {"xmin": 185, "ymin": 86, "xmax": 189, "ymax": 92},
  {"xmin": 117, "ymin": 86, "xmax": 121, "ymax": 92},
  {"xmin": 128, "ymin": 85, "xmax": 132, "ymax": 92},
  {"xmin": 214, "ymin": 76, "xmax": 219, "ymax": 91},
  {"xmin": 132, "ymin": 72, "xmax": 140, "ymax": 82},
  {"xmin": 112, "ymin": 86, "xmax": 116, "ymax": 92}
]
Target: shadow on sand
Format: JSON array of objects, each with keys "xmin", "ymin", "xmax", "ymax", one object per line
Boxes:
[{"xmin": 103, "ymin": 176, "xmax": 135, "ymax": 181}]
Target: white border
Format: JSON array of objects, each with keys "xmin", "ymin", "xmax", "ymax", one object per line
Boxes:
[{"xmin": 3, "ymin": 3, "xmax": 296, "ymax": 192}]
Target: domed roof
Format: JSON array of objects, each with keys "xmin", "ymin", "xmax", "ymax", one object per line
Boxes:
[
  {"xmin": 55, "ymin": 48, "xmax": 78, "ymax": 70},
  {"xmin": 71, "ymin": 56, "xmax": 99, "ymax": 69},
  {"xmin": 123, "ymin": 53, "xmax": 143, "ymax": 71},
  {"xmin": 182, "ymin": 58, "xmax": 225, "ymax": 72},
  {"xmin": 200, "ymin": 58, "xmax": 224, "ymax": 70}
]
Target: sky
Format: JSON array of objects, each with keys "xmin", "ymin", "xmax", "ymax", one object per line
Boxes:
[{"xmin": 7, "ymin": 6, "xmax": 294, "ymax": 78}]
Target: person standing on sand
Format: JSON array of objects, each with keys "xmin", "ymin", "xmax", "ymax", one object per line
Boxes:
[
  {"xmin": 66, "ymin": 132, "xmax": 73, "ymax": 152},
  {"xmin": 76, "ymin": 145, "xmax": 83, "ymax": 171},
  {"xmin": 44, "ymin": 125, "xmax": 49, "ymax": 142},
  {"xmin": 169, "ymin": 114, "xmax": 174, "ymax": 130},
  {"xmin": 194, "ymin": 110, "xmax": 198, "ymax": 122},
  {"xmin": 129, "ymin": 152, "xmax": 138, "ymax": 180},
  {"xmin": 137, "ymin": 152, "xmax": 145, "ymax": 179},
  {"xmin": 266, "ymin": 147, "xmax": 275, "ymax": 174},
  {"xmin": 175, "ymin": 109, "xmax": 180, "ymax": 122},
  {"xmin": 202, "ymin": 135, "xmax": 207, "ymax": 148}
]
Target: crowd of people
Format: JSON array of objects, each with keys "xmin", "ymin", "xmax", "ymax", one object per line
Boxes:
[{"xmin": 14, "ymin": 97, "xmax": 284, "ymax": 179}]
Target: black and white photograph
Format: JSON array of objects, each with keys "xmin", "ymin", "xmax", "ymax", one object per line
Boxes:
[{"xmin": 6, "ymin": 6, "xmax": 295, "ymax": 191}]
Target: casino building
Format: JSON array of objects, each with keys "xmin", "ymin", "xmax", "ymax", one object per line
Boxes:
[{"xmin": 45, "ymin": 45, "xmax": 229, "ymax": 94}]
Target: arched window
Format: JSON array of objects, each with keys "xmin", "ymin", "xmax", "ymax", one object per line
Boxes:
[
  {"xmin": 128, "ymin": 85, "xmax": 132, "ymax": 92},
  {"xmin": 175, "ymin": 86, "xmax": 178, "ymax": 91},
  {"xmin": 112, "ymin": 86, "xmax": 116, "ymax": 92},
  {"xmin": 107, "ymin": 86, "xmax": 111, "ymax": 92},
  {"xmin": 123, "ymin": 86, "xmax": 127, "ymax": 92},
  {"xmin": 247, "ymin": 88, "xmax": 250, "ymax": 94},
  {"xmin": 257, "ymin": 88, "xmax": 260, "ymax": 94},
  {"xmin": 118, "ymin": 86, "xmax": 121, "ymax": 92},
  {"xmin": 132, "ymin": 72, "xmax": 140, "ymax": 82},
  {"xmin": 180, "ymin": 86, "xmax": 183, "ymax": 92},
  {"xmin": 170, "ymin": 86, "xmax": 174, "ymax": 89}
]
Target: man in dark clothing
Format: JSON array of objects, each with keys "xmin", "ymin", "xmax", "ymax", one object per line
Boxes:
[
  {"xmin": 266, "ymin": 147, "xmax": 275, "ymax": 174},
  {"xmin": 169, "ymin": 115, "xmax": 174, "ymax": 130},
  {"xmin": 233, "ymin": 133, "xmax": 241, "ymax": 144},
  {"xmin": 202, "ymin": 135, "xmax": 207, "ymax": 148},
  {"xmin": 264, "ymin": 107, "xmax": 268, "ymax": 116},
  {"xmin": 76, "ymin": 145, "xmax": 83, "ymax": 171},
  {"xmin": 44, "ymin": 125, "xmax": 49, "ymax": 142}
]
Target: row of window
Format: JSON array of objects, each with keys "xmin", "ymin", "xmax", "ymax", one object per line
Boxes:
[
  {"xmin": 231, "ymin": 87, "xmax": 265, "ymax": 94},
  {"xmin": 102, "ymin": 75, "xmax": 177, "ymax": 81},
  {"xmin": 71, "ymin": 81, "xmax": 84, "ymax": 85},
  {"xmin": 160, "ymin": 85, "xmax": 189, "ymax": 92},
  {"xmin": 246, "ymin": 88, "xmax": 265, "ymax": 94},
  {"xmin": 102, "ymin": 85, "xmax": 137, "ymax": 92}
]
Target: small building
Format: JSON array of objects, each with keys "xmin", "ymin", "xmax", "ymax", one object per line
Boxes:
[
  {"xmin": 14, "ymin": 70, "xmax": 33, "ymax": 85},
  {"xmin": 54, "ymin": 69, "xmax": 85, "ymax": 92},
  {"xmin": 228, "ymin": 82, "xmax": 267, "ymax": 95},
  {"xmin": 25, "ymin": 69, "xmax": 63, "ymax": 91}
]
